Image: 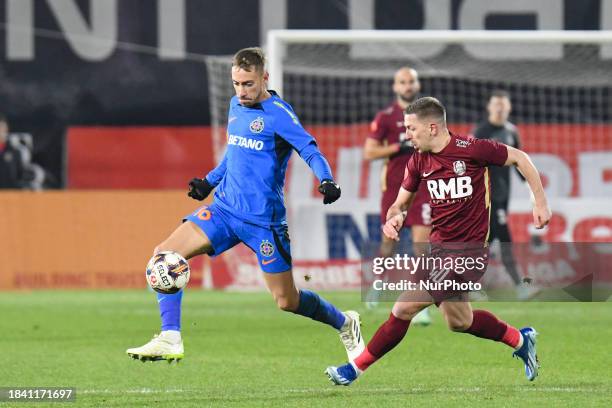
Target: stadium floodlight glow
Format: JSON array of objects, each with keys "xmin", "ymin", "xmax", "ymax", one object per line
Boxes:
[{"xmin": 266, "ymin": 29, "xmax": 612, "ymax": 96}]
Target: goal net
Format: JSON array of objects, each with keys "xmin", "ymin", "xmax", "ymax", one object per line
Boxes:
[{"xmin": 205, "ymin": 30, "xmax": 612, "ymax": 290}]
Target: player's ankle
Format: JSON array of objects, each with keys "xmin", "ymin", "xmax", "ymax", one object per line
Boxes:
[
  {"xmin": 514, "ymin": 332, "xmax": 524, "ymax": 350},
  {"xmin": 161, "ymin": 330, "xmax": 182, "ymax": 342},
  {"xmin": 339, "ymin": 313, "xmax": 350, "ymax": 331}
]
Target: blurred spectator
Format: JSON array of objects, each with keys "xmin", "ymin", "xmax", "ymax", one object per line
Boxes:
[
  {"xmin": 0, "ymin": 113, "xmax": 48, "ymax": 190},
  {"xmin": 0, "ymin": 113, "xmax": 24, "ymax": 188}
]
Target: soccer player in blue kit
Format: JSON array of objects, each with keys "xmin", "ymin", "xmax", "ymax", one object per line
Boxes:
[{"xmin": 127, "ymin": 47, "xmax": 365, "ymax": 364}]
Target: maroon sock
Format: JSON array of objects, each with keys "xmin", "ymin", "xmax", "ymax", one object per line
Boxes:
[
  {"xmin": 464, "ymin": 309, "xmax": 521, "ymax": 348},
  {"xmin": 354, "ymin": 313, "xmax": 410, "ymax": 371}
]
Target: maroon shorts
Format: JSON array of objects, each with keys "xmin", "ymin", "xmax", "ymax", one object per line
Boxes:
[
  {"xmin": 381, "ymin": 182, "xmax": 431, "ymax": 227},
  {"xmin": 415, "ymin": 244, "xmax": 489, "ymax": 305}
]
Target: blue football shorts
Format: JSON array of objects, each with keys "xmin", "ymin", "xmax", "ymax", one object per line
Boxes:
[{"xmin": 184, "ymin": 203, "xmax": 292, "ymax": 273}]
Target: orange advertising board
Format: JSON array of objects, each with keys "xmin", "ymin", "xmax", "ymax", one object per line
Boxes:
[{"xmin": 0, "ymin": 191, "xmax": 208, "ymax": 290}]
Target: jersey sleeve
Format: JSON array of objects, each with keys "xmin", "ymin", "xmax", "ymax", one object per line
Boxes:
[
  {"xmin": 298, "ymin": 142, "xmax": 333, "ymax": 182},
  {"xmin": 273, "ymin": 100, "xmax": 334, "ymax": 182},
  {"xmin": 400, "ymin": 154, "xmax": 421, "ymax": 192},
  {"xmin": 205, "ymin": 150, "xmax": 228, "ymax": 186},
  {"xmin": 470, "ymin": 137, "xmax": 508, "ymax": 167},
  {"xmin": 205, "ymin": 102, "xmax": 233, "ymax": 186},
  {"xmin": 273, "ymin": 101, "xmax": 315, "ymax": 152},
  {"xmin": 368, "ymin": 111, "xmax": 388, "ymax": 142}
]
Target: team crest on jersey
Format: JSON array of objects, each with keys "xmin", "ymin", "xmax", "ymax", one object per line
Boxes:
[
  {"xmin": 250, "ymin": 117, "xmax": 265, "ymax": 133},
  {"xmin": 260, "ymin": 240, "xmax": 275, "ymax": 257},
  {"xmin": 453, "ymin": 160, "xmax": 467, "ymax": 175}
]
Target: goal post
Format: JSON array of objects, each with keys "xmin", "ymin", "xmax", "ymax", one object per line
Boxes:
[{"xmin": 266, "ymin": 29, "xmax": 612, "ymax": 95}]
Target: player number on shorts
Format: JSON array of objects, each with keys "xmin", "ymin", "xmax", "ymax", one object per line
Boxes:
[
  {"xmin": 196, "ymin": 207, "xmax": 211, "ymax": 221},
  {"xmin": 430, "ymin": 267, "xmax": 451, "ymax": 283}
]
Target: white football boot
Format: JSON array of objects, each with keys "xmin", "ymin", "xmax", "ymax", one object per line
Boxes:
[
  {"xmin": 411, "ymin": 307, "xmax": 432, "ymax": 326},
  {"xmin": 517, "ymin": 282, "xmax": 542, "ymax": 301},
  {"xmin": 338, "ymin": 311, "xmax": 365, "ymax": 362},
  {"xmin": 126, "ymin": 330, "xmax": 184, "ymax": 363}
]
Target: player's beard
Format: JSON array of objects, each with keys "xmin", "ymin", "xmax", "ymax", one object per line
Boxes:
[
  {"xmin": 240, "ymin": 88, "xmax": 265, "ymax": 106},
  {"xmin": 398, "ymin": 93, "xmax": 417, "ymax": 105}
]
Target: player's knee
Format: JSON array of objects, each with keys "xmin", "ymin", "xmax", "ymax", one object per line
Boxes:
[
  {"xmin": 153, "ymin": 240, "xmax": 174, "ymax": 256},
  {"xmin": 275, "ymin": 294, "xmax": 299, "ymax": 312},
  {"xmin": 392, "ymin": 302, "xmax": 422, "ymax": 321}
]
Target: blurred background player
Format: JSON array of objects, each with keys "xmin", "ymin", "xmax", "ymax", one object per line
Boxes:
[
  {"xmin": 0, "ymin": 113, "xmax": 22, "ymax": 189},
  {"xmin": 0, "ymin": 113, "xmax": 27, "ymax": 189},
  {"xmin": 472, "ymin": 90, "xmax": 539, "ymax": 300},
  {"xmin": 126, "ymin": 47, "xmax": 364, "ymax": 364},
  {"xmin": 0, "ymin": 113, "xmax": 50, "ymax": 190},
  {"xmin": 363, "ymin": 67, "xmax": 432, "ymax": 324},
  {"xmin": 327, "ymin": 97, "xmax": 551, "ymax": 386}
]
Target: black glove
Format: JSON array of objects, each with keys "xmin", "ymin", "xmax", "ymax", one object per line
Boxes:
[
  {"xmin": 188, "ymin": 177, "xmax": 214, "ymax": 201},
  {"xmin": 391, "ymin": 139, "xmax": 414, "ymax": 158},
  {"xmin": 398, "ymin": 139, "xmax": 414, "ymax": 153},
  {"xmin": 318, "ymin": 179, "xmax": 341, "ymax": 204}
]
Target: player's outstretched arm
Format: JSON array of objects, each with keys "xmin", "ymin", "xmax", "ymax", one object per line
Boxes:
[
  {"xmin": 505, "ymin": 146, "xmax": 551, "ymax": 229},
  {"xmin": 383, "ymin": 188, "xmax": 415, "ymax": 241},
  {"xmin": 188, "ymin": 154, "xmax": 228, "ymax": 201}
]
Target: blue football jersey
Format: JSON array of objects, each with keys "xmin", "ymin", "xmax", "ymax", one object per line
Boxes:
[{"xmin": 205, "ymin": 91, "xmax": 332, "ymax": 226}]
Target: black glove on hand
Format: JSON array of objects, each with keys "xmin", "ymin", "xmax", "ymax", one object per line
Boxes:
[
  {"xmin": 391, "ymin": 140, "xmax": 414, "ymax": 158},
  {"xmin": 398, "ymin": 139, "xmax": 414, "ymax": 153},
  {"xmin": 318, "ymin": 179, "xmax": 341, "ymax": 204},
  {"xmin": 188, "ymin": 177, "xmax": 214, "ymax": 201}
]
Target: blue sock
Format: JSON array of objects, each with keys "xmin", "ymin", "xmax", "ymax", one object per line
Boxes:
[
  {"xmin": 157, "ymin": 290, "xmax": 183, "ymax": 331},
  {"xmin": 294, "ymin": 289, "xmax": 346, "ymax": 330}
]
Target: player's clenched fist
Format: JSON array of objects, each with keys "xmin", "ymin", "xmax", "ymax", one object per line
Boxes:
[
  {"xmin": 187, "ymin": 177, "xmax": 214, "ymax": 201},
  {"xmin": 318, "ymin": 179, "xmax": 341, "ymax": 204},
  {"xmin": 532, "ymin": 203, "xmax": 552, "ymax": 229},
  {"xmin": 383, "ymin": 214, "xmax": 404, "ymax": 241}
]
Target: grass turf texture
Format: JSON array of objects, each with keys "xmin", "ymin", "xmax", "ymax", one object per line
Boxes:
[{"xmin": 1, "ymin": 291, "xmax": 610, "ymax": 407}]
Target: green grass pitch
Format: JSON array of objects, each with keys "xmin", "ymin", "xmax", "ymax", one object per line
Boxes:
[{"xmin": 1, "ymin": 291, "xmax": 610, "ymax": 407}]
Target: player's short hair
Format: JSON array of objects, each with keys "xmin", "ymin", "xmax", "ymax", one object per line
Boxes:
[
  {"xmin": 490, "ymin": 89, "xmax": 510, "ymax": 100},
  {"xmin": 232, "ymin": 47, "xmax": 266, "ymax": 73},
  {"xmin": 0, "ymin": 112, "xmax": 6, "ymax": 123},
  {"xmin": 395, "ymin": 66, "xmax": 418, "ymax": 77},
  {"xmin": 405, "ymin": 96, "xmax": 446, "ymax": 124}
]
